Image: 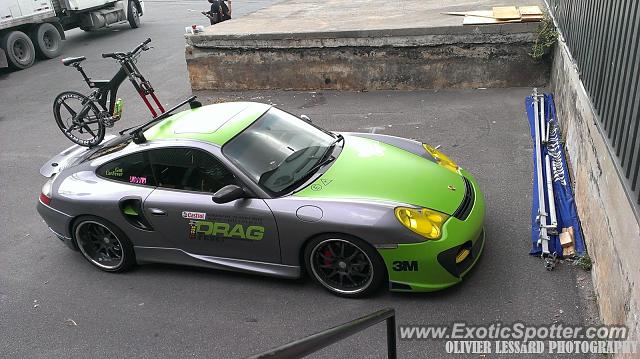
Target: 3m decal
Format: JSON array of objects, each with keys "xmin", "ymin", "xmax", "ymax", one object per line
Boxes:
[
  {"xmin": 105, "ymin": 167, "xmax": 123, "ymax": 177},
  {"xmin": 182, "ymin": 211, "xmax": 206, "ymax": 220},
  {"xmin": 188, "ymin": 220, "xmax": 265, "ymax": 241},
  {"xmin": 392, "ymin": 260, "xmax": 419, "ymax": 272},
  {"xmin": 129, "ymin": 176, "xmax": 147, "ymax": 184}
]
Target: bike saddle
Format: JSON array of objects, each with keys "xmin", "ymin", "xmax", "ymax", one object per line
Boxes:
[{"xmin": 61, "ymin": 56, "xmax": 87, "ymax": 66}]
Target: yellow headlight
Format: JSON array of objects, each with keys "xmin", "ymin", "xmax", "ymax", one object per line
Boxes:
[
  {"xmin": 394, "ymin": 207, "xmax": 449, "ymax": 240},
  {"xmin": 423, "ymin": 144, "xmax": 459, "ymax": 173}
]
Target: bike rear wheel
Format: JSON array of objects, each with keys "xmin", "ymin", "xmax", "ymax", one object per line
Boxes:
[{"xmin": 53, "ymin": 91, "xmax": 105, "ymax": 147}]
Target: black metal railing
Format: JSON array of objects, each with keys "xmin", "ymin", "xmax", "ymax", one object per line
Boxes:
[
  {"xmin": 247, "ymin": 308, "xmax": 397, "ymax": 359},
  {"xmin": 546, "ymin": 0, "xmax": 640, "ymax": 206}
]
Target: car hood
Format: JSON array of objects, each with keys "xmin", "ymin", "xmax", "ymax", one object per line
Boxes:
[{"xmin": 294, "ymin": 135, "xmax": 465, "ymax": 215}]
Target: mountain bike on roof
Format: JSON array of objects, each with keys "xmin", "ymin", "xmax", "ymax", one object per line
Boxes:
[{"xmin": 53, "ymin": 38, "xmax": 168, "ymax": 147}]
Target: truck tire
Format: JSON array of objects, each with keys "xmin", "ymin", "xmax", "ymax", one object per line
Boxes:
[
  {"xmin": 128, "ymin": 1, "xmax": 141, "ymax": 29},
  {"xmin": 31, "ymin": 23, "xmax": 63, "ymax": 59},
  {"xmin": 1, "ymin": 31, "xmax": 35, "ymax": 69}
]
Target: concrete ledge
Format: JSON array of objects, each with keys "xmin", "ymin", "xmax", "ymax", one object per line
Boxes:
[
  {"xmin": 550, "ymin": 40, "xmax": 640, "ymax": 351},
  {"xmin": 186, "ymin": 23, "xmax": 540, "ymax": 49},
  {"xmin": 185, "ymin": 0, "xmax": 549, "ymax": 91},
  {"xmin": 186, "ymin": 40, "xmax": 549, "ymax": 90}
]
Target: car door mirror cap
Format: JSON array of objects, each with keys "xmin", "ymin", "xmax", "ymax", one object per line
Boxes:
[
  {"xmin": 300, "ymin": 114, "xmax": 311, "ymax": 123},
  {"xmin": 212, "ymin": 184, "xmax": 246, "ymax": 204}
]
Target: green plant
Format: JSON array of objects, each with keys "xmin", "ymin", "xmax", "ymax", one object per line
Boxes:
[
  {"xmin": 530, "ymin": 16, "xmax": 558, "ymax": 60},
  {"xmin": 574, "ymin": 254, "xmax": 593, "ymax": 271}
]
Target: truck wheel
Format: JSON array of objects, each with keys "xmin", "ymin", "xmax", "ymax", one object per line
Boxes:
[
  {"xmin": 32, "ymin": 23, "xmax": 63, "ymax": 59},
  {"xmin": 1, "ymin": 31, "xmax": 35, "ymax": 69},
  {"xmin": 128, "ymin": 1, "xmax": 141, "ymax": 29}
]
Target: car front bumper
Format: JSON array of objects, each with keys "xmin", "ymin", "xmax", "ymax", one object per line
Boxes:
[
  {"xmin": 36, "ymin": 200, "xmax": 76, "ymax": 250},
  {"xmin": 378, "ymin": 169, "xmax": 485, "ymax": 292}
]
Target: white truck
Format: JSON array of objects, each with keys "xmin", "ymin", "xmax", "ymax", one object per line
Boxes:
[{"xmin": 0, "ymin": 0, "xmax": 144, "ymax": 69}]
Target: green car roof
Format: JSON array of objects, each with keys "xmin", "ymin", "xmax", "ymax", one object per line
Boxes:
[{"xmin": 144, "ymin": 102, "xmax": 271, "ymax": 146}]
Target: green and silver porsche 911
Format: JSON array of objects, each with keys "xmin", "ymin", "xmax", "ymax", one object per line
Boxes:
[{"xmin": 37, "ymin": 102, "xmax": 485, "ymax": 298}]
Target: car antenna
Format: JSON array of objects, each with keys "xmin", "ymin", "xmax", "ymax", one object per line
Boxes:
[{"xmin": 120, "ymin": 96, "xmax": 202, "ymax": 143}]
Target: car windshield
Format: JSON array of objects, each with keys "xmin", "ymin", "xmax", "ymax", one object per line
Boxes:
[{"xmin": 222, "ymin": 107, "xmax": 338, "ymax": 195}]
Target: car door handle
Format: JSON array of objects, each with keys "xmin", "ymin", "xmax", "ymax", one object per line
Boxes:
[{"xmin": 149, "ymin": 208, "xmax": 167, "ymax": 216}]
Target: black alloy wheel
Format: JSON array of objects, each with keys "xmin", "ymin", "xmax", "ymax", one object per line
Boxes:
[
  {"xmin": 306, "ymin": 236, "xmax": 386, "ymax": 298},
  {"xmin": 73, "ymin": 217, "xmax": 135, "ymax": 272}
]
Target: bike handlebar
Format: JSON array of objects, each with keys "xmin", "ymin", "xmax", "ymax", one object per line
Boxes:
[{"xmin": 101, "ymin": 38, "xmax": 152, "ymax": 59}]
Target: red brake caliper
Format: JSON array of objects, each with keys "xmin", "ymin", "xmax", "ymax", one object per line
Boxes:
[{"xmin": 323, "ymin": 248, "xmax": 333, "ymax": 266}]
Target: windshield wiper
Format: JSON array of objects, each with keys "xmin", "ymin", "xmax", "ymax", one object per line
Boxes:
[
  {"xmin": 317, "ymin": 133, "xmax": 343, "ymax": 164},
  {"xmin": 280, "ymin": 136, "xmax": 343, "ymax": 194},
  {"xmin": 281, "ymin": 156, "xmax": 336, "ymax": 194}
]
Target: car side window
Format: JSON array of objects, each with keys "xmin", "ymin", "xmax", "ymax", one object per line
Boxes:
[
  {"xmin": 148, "ymin": 148, "xmax": 236, "ymax": 193},
  {"xmin": 97, "ymin": 152, "xmax": 156, "ymax": 186}
]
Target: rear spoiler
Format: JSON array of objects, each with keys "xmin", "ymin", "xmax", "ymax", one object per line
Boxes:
[{"xmin": 40, "ymin": 135, "xmax": 116, "ymax": 177}]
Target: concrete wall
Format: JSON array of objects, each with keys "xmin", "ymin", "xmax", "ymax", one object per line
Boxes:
[
  {"xmin": 550, "ymin": 40, "xmax": 640, "ymax": 351},
  {"xmin": 185, "ymin": 27, "xmax": 550, "ymax": 91}
]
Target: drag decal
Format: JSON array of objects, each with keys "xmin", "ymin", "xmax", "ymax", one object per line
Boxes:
[
  {"xmin": 187, "ymin": 214, "xmax": 265, "ymax": 241},
  {"xmin": 182, "ymin": 211, "xmax": 206, "ymax": 220}
]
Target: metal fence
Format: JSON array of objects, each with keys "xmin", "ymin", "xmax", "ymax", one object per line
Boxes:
[{"xmin": 546, "ymin": 0, "xmax": 640, "ymax": 203}]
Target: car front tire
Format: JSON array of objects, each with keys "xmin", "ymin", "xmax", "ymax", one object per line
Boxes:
[
  {"xmin": 73, "ymin": 216, "xmax": 135, "ymax": 272},
  {"xmin": 304, "ymin": 235, "xmax": 386, "ymax": 298}
]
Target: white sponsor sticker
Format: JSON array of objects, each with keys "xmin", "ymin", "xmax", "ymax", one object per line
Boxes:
[{"xmin": 182, "ymin": 211, "xmax": 206, "ymax": 220}]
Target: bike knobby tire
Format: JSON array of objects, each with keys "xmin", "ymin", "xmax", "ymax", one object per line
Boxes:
[{"xmin": 53, "ymin": 91, "xmax": 106, "ymax": 147}]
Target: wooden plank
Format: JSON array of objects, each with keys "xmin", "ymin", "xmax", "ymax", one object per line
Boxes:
[
  {"xmin": 442, "ymin": 11, "xmax": 497, "ymax": 19},
  {"xmin": 463, "ymin": 16, "xmax": 520, "ymax": 25},
  {"xmin": 519, "ymin": 6, "xmax": 543, "ymax": 16},
  {"xmin": 492, "ymin": 6, "xmax": 521, "ymax": 20},
  {"xmin": 521, "ymin": 14, "xmax": 543, "ymax": 22}
]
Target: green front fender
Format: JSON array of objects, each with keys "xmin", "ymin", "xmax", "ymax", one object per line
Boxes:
[{"xmin": 377, "ymin": 170, "xmax": 485, "ymax": 292}]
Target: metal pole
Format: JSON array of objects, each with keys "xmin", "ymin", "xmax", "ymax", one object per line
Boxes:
[
  {"xmin": 247, "ymin": 308, "xmax": 397, "ymax": 359},
  {"xmin": 532, "ymin": 89, "xmax": 549, "ymax": 254},
  {"xmin": 386, "ymin": 315, "xmax": 397, "ymax": 359},
  {"xmin": 540, "ymin": 93, "xmax": 547, "ymax": 144},
  {"xmin": 545, "ymin": 154, "xmax": 558, "ymax": 231}
]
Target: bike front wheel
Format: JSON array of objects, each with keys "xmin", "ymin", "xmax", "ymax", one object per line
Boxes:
[{"xmin": 53, "ymin": 91, "xmax": 106, "ymax": 147}]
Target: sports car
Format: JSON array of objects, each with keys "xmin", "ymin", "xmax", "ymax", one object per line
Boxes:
[{"xmin": 37, "ymin": 102, "xmax": 485, "ymax": 297}]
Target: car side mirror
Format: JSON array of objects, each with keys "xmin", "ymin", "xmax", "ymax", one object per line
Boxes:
[
  {"xmin": 300, "ymin": 114, "xmax": 312, "ymax": 123},
  {"xmin": 212, "ymin": 185, "xmax": 245, "ymax": 204}
]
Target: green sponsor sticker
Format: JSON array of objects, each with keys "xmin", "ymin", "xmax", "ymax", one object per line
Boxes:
[
  {"xmin": 189, "ymin": 220, "xmax": 264, "ymax": 241},
  {"xmin": 105, "ymin": 167, "xmax": 123, "ymax": 177}
]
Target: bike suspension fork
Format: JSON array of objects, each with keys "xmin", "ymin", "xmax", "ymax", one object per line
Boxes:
[
  {"xmin": 123, "ymin": 61, "xmax": 165, "ymax": 118},
  {"xmin": 127, "ymin": 61, "xmax": 165, "ymax": 117}
]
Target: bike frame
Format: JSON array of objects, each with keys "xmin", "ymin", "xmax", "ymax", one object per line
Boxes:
[{"xmin": 75, "ymin": 57, "xmax": 165, "ymax": 118}]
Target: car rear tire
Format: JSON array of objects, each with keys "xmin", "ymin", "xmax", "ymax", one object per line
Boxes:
[
  {"xmin": 1, "ymin": 30, "xmax": 35, "ymax": 69},
  {"xmin": 304, "ymin": 235, "xmax": 386, "ymax": 298},
  {"xmin": 73, "ymin": 216, "xmax": 135, "ymax": 272},
  {"xmin": 31, "ymin": 22, "xmax": 63, "ymax": 59}
]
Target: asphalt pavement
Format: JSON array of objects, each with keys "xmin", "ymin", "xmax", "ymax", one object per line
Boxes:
[{"xmin": 0, "ymin": 1, "xmax": 597, "ymax": 358}]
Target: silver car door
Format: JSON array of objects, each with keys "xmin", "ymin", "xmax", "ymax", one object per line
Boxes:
[{"xmin": 142, "ymin": 147, "xmax": 280, "ymax": 263}]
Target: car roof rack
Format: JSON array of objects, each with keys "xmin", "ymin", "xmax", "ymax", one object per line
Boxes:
[{"xmin": 120, "ymin": 96, "xmax": 202, "ymax": 144}]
